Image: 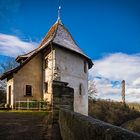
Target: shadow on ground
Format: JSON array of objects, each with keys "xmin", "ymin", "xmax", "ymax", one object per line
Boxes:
[{"xmin": 0, "ymin": 111, "xmax": 50, "ymax": 140}]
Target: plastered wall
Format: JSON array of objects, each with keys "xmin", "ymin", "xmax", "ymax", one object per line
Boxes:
[
  {"xmin": 13, "ymin": 53, "xmax": 43, "ymax": 103},
  {"xmin": 7, "ymin": 78, "xmax": 14, "ymax": 107},
  {"xmin": 55, "ymin": 47, "xmax": 88, "ymax": 115}
]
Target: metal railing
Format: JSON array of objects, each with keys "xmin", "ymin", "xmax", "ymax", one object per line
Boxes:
[{"xmin": 15, "ymin": 100, "xmax": 48, "ymax": 110}]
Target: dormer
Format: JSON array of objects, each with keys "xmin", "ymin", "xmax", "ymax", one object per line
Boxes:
[{"xmin": 16, "ymin": 49, "xmax": 37, "ymax": 64}]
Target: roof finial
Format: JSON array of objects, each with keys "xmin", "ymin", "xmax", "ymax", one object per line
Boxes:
[
  {"xmin": 57, "ymin": 0, "xmax": 62, "ymax": 24},
  {"xmin": 58, "ymin": 5, "xmax": 61, "ymax": 20}
]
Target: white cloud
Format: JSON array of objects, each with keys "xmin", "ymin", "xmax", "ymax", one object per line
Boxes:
[
  {"xmin": 133, "ymin": 78, "xmax": 140, "ymax": 86},
  {"xmin": 89, "ymin": 53, "xmax": 140, "ymax": 103},
  {"xmin": 0, "ymin": 33, "xmax": 38, "ymax": 57}
]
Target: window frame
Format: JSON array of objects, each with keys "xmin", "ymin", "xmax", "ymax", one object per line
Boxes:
[
  {"xmin": 8, "ymin": 85, "xmax": 11, "ymax": 104},
  {"xmin": 79, "ymin": 83, "xmax": 82, "ymax": 95},
  {"xmin": 45, "ymin": 58, "xmax": 48, "ymax": 69},
  {"xmin": 84, "ymin": 61, "xmax": 87, "ymax": 73},
  {"xmin": 45, "ymin": 82, "xmax": 48, "ymax": 93},
  {"xmin": 25, "ymin": 85, "xmax": 32, "ymax": 96}
]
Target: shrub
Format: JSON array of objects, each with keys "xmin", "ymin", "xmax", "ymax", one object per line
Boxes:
[{"xmin": 89, "ymin": 99, "xmax": 140, "ymax": 126}]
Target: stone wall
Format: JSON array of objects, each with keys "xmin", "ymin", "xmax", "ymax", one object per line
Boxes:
[
  {"xmin": 52, "ymin": 80, "xmax": 74, "ymax": 122},
  {"xmin": 46, "ymin": 81, "xmax": 74, "ymax": 140},
  {"xmin": 44, "ymin": 48, "xmax": 55, "ymax": 102},
  {"xmin": 59, "ymin": 109, "xmax": 140, "ymax": 140}
]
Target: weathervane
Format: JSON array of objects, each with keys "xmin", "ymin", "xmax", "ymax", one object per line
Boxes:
[
  {"xmin": 58, "ymin": 0, "xmax": 62, "ymax": 21},
  {"xmin": 58, "ymin": 6, "xmax": 61, "ymax": 20}
]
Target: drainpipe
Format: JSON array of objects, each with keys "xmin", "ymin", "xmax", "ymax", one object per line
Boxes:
[{"xmin": 50, "ymin": 42, "xmax": 54, "ymax": 121}]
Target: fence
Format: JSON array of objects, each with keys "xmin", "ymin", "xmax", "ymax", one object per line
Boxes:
[{"xmin": 15, "ymin": 100, "xmax": 48, "ymax": 110}]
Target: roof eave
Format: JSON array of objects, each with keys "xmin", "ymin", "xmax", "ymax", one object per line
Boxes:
[
  {"xmin": 88, "ymin": 59, "xmax": 94, "ymax": 69},
  {"xmin": 0, "ymin": 73, "xmax": 12, "ymax": 80},
  {"xmin": 15, "ymin": 49, "xmax": 37, "ymax": 62},
  {"xmin": 0, "ymin": 66, "xmax": 20, "ymax": 80}
]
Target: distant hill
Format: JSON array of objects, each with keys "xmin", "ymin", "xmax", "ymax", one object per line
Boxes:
[
  {"xmin": 89, "ymin": 99, "xmax": 140, "ymax": 132},
  {"xmin": 121, "ymin": 117, "xmax": 140, "ymax": 134}
]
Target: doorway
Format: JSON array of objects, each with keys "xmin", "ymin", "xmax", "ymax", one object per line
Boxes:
[{"xmin": 8, "ymin": 85, "xmax": 11, "ymax": 105}]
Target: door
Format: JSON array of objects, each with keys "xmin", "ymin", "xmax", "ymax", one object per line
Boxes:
[{"xmin": 8, "ymin": 85, "xmax": 11, "ymax": 105}]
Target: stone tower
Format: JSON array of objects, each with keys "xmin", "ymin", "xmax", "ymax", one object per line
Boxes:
[{"xmin": 122, "ymin": 80, "xmax": 125, "ymax": 104}]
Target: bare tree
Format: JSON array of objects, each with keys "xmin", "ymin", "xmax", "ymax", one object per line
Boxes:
[
  {"xmin": 0, "ymin": 58, "xmax": 18, "ymax": 105},
  {"xmin": 88, "ymin": 79, "xmax": 98, "ymax": 99},
  {"xmin": 0, "ymin": 58, "xmax": 18, "ymax": 91},
  {"xmin": 0, "ymin": 58, "xmax": 18, "ymax": 73}
]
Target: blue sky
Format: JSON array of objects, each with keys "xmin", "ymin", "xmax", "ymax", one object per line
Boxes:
[
  {"xmin": 0, "ymin": 0, "xmax": 140, "ymax": 102},
  {"xmin": 0, "ymin": 0, "xmax": 140, "ymax": 59}
]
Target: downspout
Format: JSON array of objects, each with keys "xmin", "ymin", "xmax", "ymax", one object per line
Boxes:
[
  {"xmin": 42, "ymin": 53, "xmax": 44, "ymax": 100},
  {"xmin": 50, "ymin": 42, "xmax": 54, "ymax": 121},
  {"xmin": 51, "ymin": 42, "xmax": 54, "ymax": 82}
]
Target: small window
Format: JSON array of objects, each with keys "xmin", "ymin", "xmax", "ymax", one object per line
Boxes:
[
  {"xmin": 45, "ymin": 58, "xmax": 48, "ymax": 69},
  {"xmin": 8, "ymin": 86, "xmax": 11, "ymax": 104},
  {"xmin": 79, "ymin": 83, "xmax": 82, "ymax": 95},
  {"xmin": 84, "ymin": 61, "xmax": 87, "ymax": 73},
  {"xmin": 9, "ymin": 85, "xmax": 11, "ymax": 95},
  {"xmin": 26, "ymin": 85, "xmax": 32, "ymax": 96},
  {"xmin": 45, "ymin": 82, "xmax": 48, "ymax": 93}
]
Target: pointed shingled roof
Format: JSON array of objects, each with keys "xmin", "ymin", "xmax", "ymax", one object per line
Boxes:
[
  {"xmin": 16, "ymin": 19, "xmax": 93, "ymax": 66},
  {"xmin": 38, "ymin": 19, "xmax": 91, "ymax": 60},
  {"xmin": 38, "ymin": 21, "xmax": 59, "ymax": 48}
]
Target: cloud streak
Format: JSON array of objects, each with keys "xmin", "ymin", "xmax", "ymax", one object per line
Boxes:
[
  {"xmin": 0, "ymin": 33, "xmax": 38, "ymax": 57},
  {"xmin": 89, "ymin": 53, "xmax": 140, "ymax": 103}
]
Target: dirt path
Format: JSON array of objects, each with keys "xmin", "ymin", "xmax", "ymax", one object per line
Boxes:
[{"xmin": 0, "ymin": 112, "xmax": 48, "ymax": 140}]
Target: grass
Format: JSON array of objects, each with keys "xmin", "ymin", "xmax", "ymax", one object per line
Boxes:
[
  {"xmin": 128, "ymin": 103, "xmax": 140, "ymax": 112},
  {"xmin": 0, "ymin": 110, "xmax": 49, "ymax": 116},
  {"xmin": 89, "ymin": 99, "xmax": 140, "ymax": 134},
  {"xmin": 121, "ymin": 117, "xmax": 140, "ymax": 134}
]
